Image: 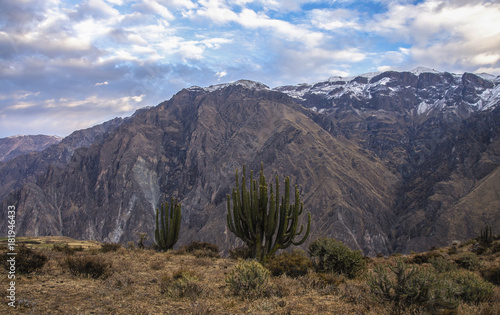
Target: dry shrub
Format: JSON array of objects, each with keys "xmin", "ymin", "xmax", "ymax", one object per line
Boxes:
[
  {"xmin": 64, "ymin": 254, "xmax": 112, "ymax": 279},
  {"xmin": 1, "ymin": 245, "xmax": 47, "ymax": 274},
  {"xmin": 150, "ymin": 260, "xmax": 165, "ymax": 270},
  {"xmin": 100, "ymin": 243, "xmax": 122, "ymax": 253},
  {"xmin": 52, "ymin": 244, "xmax": 83, "ymax": 255},
  {"xmin": 229, "ymin": 246, "xmax": 252, "ymax": 260},
  {"xmin": 271, "ymin": 274, "xmax": 302, "ymax": 298},
  {"xmin": 178, "ymin": 241, "xmax": 220, "ymax": 258},
  {"xmin": 265, "ymin": 250, "xmax": 312, "ymax": 278},
  {"xmin": 159, "ymin": 268, "xmax": 205, "ymax": 299}
]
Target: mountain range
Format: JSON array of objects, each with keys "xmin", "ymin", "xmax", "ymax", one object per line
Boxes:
[{"xmin": 1, "ymin": 67, "xmax": 499, "ymax": 255}]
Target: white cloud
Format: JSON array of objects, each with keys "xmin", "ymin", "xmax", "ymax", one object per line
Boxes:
[
  {"xmin": 310, "ymin": 8, "xmax": 360, "ymax": 31},
  {"xmin": 370, "ymin": 0, "xmax": 500, "ymax": 71}
]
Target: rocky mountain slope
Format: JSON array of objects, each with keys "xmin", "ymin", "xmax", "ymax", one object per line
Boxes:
[
  {"xmin": 1, "ymin": 69, "xmax": 499, "ymax": 255},
  {"xmin": 0, "ymin": 135, "xmax": 61, "ymax": 162}
]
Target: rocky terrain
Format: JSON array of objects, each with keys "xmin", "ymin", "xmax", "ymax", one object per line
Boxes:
[{"xmin": 1, "ymin": 68, "xmax": 499, "ymax": 255}]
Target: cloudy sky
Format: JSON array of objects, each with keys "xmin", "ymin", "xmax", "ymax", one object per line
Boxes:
[{"xmin": 1, "ymin": 0, "xmax": 500, "ymax": 138}]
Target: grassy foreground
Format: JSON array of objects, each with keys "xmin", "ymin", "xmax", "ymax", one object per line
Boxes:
[{"xmin": 1, "ymin": 236, "xmax": 499, "ymax": 314}]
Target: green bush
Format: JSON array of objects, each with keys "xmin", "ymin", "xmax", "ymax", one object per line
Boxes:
[
  {"xmin": 429, "ymin": 257, "xmax": 457, "ymax": 273},
  {"xmin": 451, "ymin": 270, "xmax": 495, "ymax": 304},
  {"xmin": 455, "ymin": 252, "xmax": 482, "ymax": 271},
  {"xmin": 160, "ymin": 269, "xmax": 204, "ymax": 299},
  {"xmin": 1, "ymin": 246, "xmax": 47, "ymax": 274},
  {"xmin": 100, "ymin": 243, "xmax": 121, "ymax": 253},
  {"xmin": 265, "ymin": 250, "xmax": 312, "ymax": 278},
  {"xmin": 226, "ymin": 260, "xmax": 271, "ymax": 299},
  {"xmin": 65, "ymin": 255, "xmax": 111, "ymax": 279},
  {"xmin": 367, "ymin": 259, "xmax": 457, "ymax": 312},
  {"xmin": 308, "ymin": 237, "xmax": 366, "ymax": 279}
]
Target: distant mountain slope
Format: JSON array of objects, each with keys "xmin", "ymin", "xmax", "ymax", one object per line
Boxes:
[
  {"xmin": 0, "ymin": 135, "xmax": 61, "ymax": 162},
  {"xmin": 1, "ymin": 69, "xmax": 499, "ymax": 255},
  {"xmin": 0, "ymin": 118, "xmax": 124, "ymax": 201}
]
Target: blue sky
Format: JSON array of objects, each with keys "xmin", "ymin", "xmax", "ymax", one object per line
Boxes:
[{"xmin": 1, "ymin": 0, "xmax": 500, "ymax": 138}]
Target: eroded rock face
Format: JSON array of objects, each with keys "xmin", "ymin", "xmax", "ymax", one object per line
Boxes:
[
  {"xmin": 1, "ymin": 69, "xmax": 499, "ymax": 255},
  {"xmin": 0, "ymin": 135, "xmax": 62, "ymax": 162}
]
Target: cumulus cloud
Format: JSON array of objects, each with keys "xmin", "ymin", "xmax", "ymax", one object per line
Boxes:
[{"xmin": 369, "ymin": 0, "xmax": 500, "ymax": 71}]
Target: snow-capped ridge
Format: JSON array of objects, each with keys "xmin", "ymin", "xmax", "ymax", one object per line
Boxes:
[
  {"xmin": 195, "ymin": 79, "xmax": 269, "ymax": 93},
  {"xmin": 410, "ymin": 67, "xmax": 441, "ymax": 75}
]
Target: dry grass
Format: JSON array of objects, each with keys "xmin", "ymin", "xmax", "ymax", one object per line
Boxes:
[{"xmin": 0, "ymin": 237, "xmax": 498, "ymax": 314}]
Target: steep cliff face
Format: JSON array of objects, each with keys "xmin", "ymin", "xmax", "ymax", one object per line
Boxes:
[
  {"xmin": 0, "ymin": 135, "xmax": 61, "ymax": 162},
  {"xmin": 1, "ymin": 70, "xmax": 500, "ymax": 255},
  {"xmin": 277, "ymin": 68, "xmax": 500, "ymax": 252}
]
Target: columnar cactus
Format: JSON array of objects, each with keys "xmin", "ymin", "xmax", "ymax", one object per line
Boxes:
[
  {"xmin": 480, "ymin": 225, "xmax": 493, "ymax": 246},
  {"xmin": 227, "ymin": 163, "xmax": 311, "ymax": 262},
  {"xmin": 155, "ymin": 197, "xmax": 181, "ymax": 251}
]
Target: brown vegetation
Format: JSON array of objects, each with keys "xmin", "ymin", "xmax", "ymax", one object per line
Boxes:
[{"xmin": 0, "ymin": 236, "xmax": 498, "ymax": 314}]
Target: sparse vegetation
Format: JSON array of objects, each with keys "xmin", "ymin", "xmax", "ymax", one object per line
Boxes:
[
  {"xmin": 265, "ymin": 249, "xmax": 312, "ymax": 278},
  {"xmin": 160, "ymin": 268, "xmax": 205, "ymax": 299},
  {"xmin": 64, "ymin": 254, "xmax": 112, "ymax": 279},
  {"xmin": 308, "ymin": 237, "xmax": 366, "ymax": 279},
  {"xmin": 367, "ymin": 259, "xmax": 457, "ymax": 313},
  {"xmin": 1, "ymin": 245, "xmax": 47, "ymax": 274},
  {"xmin": 226, "ymin": 259, "xmax": 271, "ymax": 299},
  {"xmin": 100, "ymin": 242, "xmax": 121, "ymax": 253},
  {"xmin": 455, "ymin": 252, "xmax": 482, "ymax": 271},
  {"xmin": 451, "ymin": 270, "xmax": 495, "ymax": 304},
  {"xmin": 178, "ymin": 241, "xmax": 220, "ymax": 258},
  {"xmin": 0, "ymin": 235, "xmax": 498, "ymax": 314}
]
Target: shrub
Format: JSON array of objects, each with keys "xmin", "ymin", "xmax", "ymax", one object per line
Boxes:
[
  {"xmin": 455, "ymin": 253, "xmax": 482, "ymax": 271},
  {"xmin": 308, "ymin": 237, "xmax": 366, "ymax": 279},
  {"xmin": 265, "ymin": 250, "xmax": 312, "ymax": 278},
  {"xmin": 448, "ymin": 246, "xmax": 458, "ymax": 255},
  {"xmin": 1, "ymin": 246, "xmax": 47, "ymax": 274},
  {"xmin": 100, "ymin": 243, "xmax": 121, "ymax": 253},
  {"xmin": 160, "ymin": 269, "xmax": 204, "ymax": 299},
  {"xmin": 52, "ymin": 244, "xmax": 83, "ymax": 255},
  {"xmin": 451, "ymin": 270, "xmax": 495, "ymax": 304},
  {"xmin": 429, "ymin": 257, "xmax": 457, "ymax": 273},
  {"xmin": 226, "ymin": 260, "xmax": 271, "ymax": 299},
  {"xmin": 65, "ymin": 255, "xmax": 111, "ymax": 279},
  {"xmin": 179, "ymin": 241, "xmax": 220, "ymax": 258},
  {"xmin": 480, "ymin": 266, "xmax": 500, "ymax": 286},
  {"xmin": 367, "ymin": 259, "xmax": 457, "ymax": 313},
  {"xmin": 229, "ymin": 246, "xmax": 252, "ymax": 260},
  {"xmin": 411, "ymin": 251, "xmax": 443, "ymax": 264}
]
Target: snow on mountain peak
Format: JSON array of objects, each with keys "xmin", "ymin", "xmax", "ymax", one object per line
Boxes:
[
  {"xmin": 410, "ymin": 67, "xmax": 441, "ymax": 75},
  {"xmin": 202, "ymin": 80, "xmax": 269, "ymax": 92}
]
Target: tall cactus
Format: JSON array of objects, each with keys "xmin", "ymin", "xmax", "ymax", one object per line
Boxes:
[
  {"xmin": 227, "ymin": 163, "xmax": 311, "ymax": 262},
  {"xmin": 155, "ymin": 197, "xmax": 181, "ymax": 251},
  {"xmin": 480, "ymin": 225, "xmax": 493, "ymax": 246}
]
